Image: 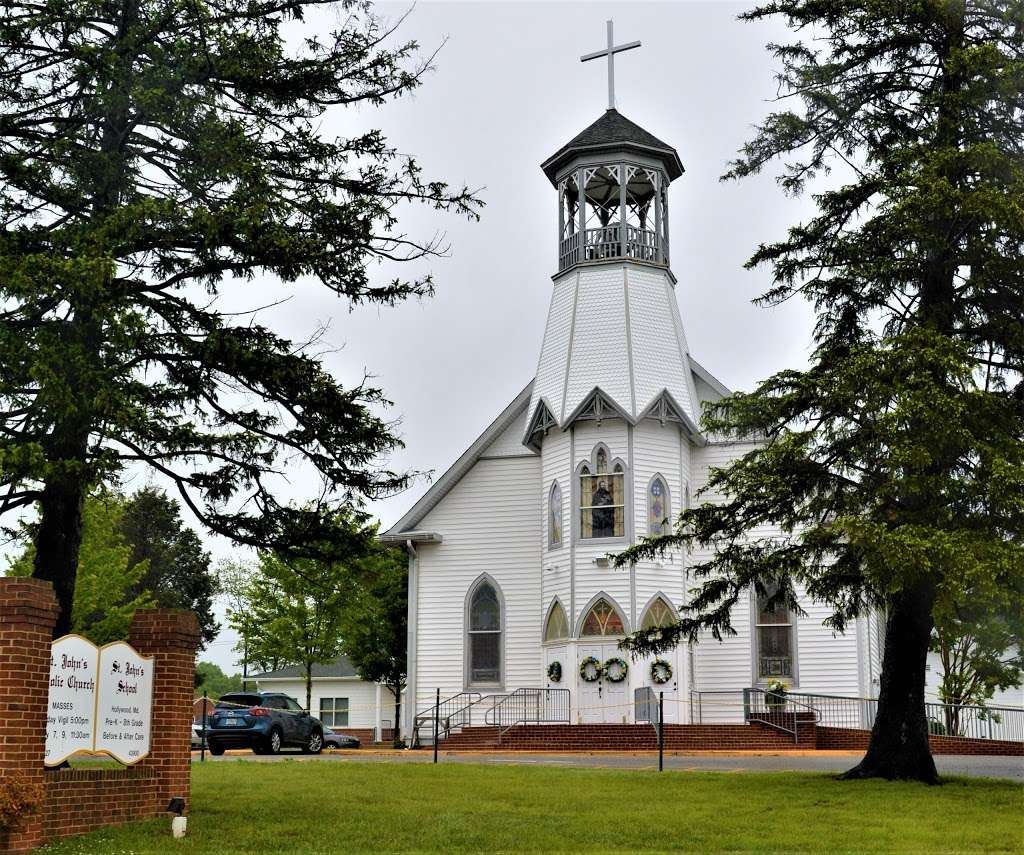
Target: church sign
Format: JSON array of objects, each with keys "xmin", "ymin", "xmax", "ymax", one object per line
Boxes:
[{"xmin": 45, "ymin": 635, "xmax": 154, "ymax": 766}]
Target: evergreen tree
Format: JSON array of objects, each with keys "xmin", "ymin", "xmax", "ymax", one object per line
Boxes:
[
  {"xmin": 615, "ymin": 1, "xmax": 1023, "ymax": 783},
  {"xmin": 0, "ymin": 0, "xmax": 480, "ymax": 636},
  {"xmin": 120, "ymin": 486, "xmax": 219, "ymax": 647}
]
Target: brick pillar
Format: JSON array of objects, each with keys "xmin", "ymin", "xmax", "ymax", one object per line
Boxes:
[
  {"xmin": 130, "ymin": 610, "xmax": 200, "ymax": 817},
  {"xmin": 0, "ymin": 579, "xmax": 58, "ymax": 854}
]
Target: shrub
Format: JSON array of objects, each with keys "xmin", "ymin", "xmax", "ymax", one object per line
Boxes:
[
  {"xmin": 0, "ymin": 774, "xmax": 44, "ymax": 833},
  {"xmin": 927, "ymin": 718, "xmax": 947, "ymax": 736}
]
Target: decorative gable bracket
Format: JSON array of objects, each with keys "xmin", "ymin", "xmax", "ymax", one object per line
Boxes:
[
  {"xmin": 524, "ymin": 400, "xmax": 558, "ymax": 451},
  {"xmin": 640, "ymin": 390, "xmax": 705, "ymax": 444},
  {"xmin": 562, "ymin": 387, "xmax": 634, "ymax": 430}
]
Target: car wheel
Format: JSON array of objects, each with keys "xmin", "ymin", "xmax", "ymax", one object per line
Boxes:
[
  {"xmin": 208, "ymin": 741, "xmax": 225, "ymax": 756},
  {"xmin": 303, "ymin": 729, "xmax": 323, "ymax": 754},
  {"xmin": 265, "ymin": 727, "xmax": 283, "ymax": 755}
]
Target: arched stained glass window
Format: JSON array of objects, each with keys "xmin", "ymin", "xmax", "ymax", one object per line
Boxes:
[
  {"xmin": 641, "ymin": 597, "xmax": 675, "ymax": 631},
  {"xmin": 468, "ymin": 580, "xmax": 501, "ymax": 685},
  {"xmin": 549, "ymin": 482, "xmax": 563, "ymax": 547},
  {"xmin": 544, "ymin": 601, "xmax": 569, "ymax": 641},
  {"xmin": 580, "ymin": 447, "xmax": 625, "ymax": 539},
  {"xmin": 648, "ymin": 476, "xmax": 670, "ymax": 536},
  {"xmin": 580, "ymin": 598, "xmax": 625, "ymax": 637}
]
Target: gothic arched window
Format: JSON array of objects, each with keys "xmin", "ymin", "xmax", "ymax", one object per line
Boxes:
[
  {"xmin": 579, "ymin": 446, "xmax": 625, "ymax": 539},
  {"xmin": 641, "ymin": 597, "xmax": 675, "ymax": 631},
  {"xmin": 549, "ymin": 482, "xmax": 563, "ymax": 548},
  {"xmin": 544, "ymin": 600, "xmax": 569, "ymax": 641},
  {"xmin": 648, "ymin": 476, "xmax": 670, "ymax": 536},
  {"xmin": 467, "ymin": 578, "xmax": 502, "ymax": 685},
  {"xmin": 580, "ymin": 597, "xmax": 626, "ymax": 637},
  {"xmin": 755, "ymin": 583, "xmax": 795, "ymax": 681}
]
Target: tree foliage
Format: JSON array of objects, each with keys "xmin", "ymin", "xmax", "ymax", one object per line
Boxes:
[
  {"xmin": 226, "ymin": 550, "xmax": 350, "ymax": 710},
  {"xmin": 194, "ymin": 660, "xmax": 244, "ymax": 700},
  {"xmin": 339, "ymin": 540, "xmax": 407, "ymax": 735},
  {"xmin": 120, "ymin": 486, "xmax": 219, "ymax": 646},
  {"xmin": 7, "ymin": 488, "xmax": 155, "ymax": 643},
  {"xmin": 614, "ymin": 1, "xmax": 1023, "ymax": 782},
  {"xmin": 0, "ymin": 0, "xmax": 481, "ymax": 635}
]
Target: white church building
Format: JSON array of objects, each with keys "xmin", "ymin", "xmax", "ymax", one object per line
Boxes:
[{"xmin": 382, "ymin": 34, "xmax": 886, "ymax": 739}]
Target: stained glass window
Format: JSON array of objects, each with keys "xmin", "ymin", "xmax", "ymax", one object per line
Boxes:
[
  {"xmin": 641, "ymin": 597, "xmax": 674, "ymax": 631},
  {"xmin": 469, "ymin": 581, "xmax": 501, "ymax": 684},
  {"xmin": 549, "ymin": 482, "xmax": 562, "ymax": 547},
  {"xmin": 544, "ymin": 601, "xmax": 569, "ymax": 641},
  {"xmin": 756, "ymin": 584, "xmax": 794, "ymax": 679},
  {"xmin": 580, "ymin": 598, "xmax": 625, "ymax": 636},
  {"xmin": 648, "ymin": 477, "xmax": 669, "ymax": 535},
  {"xmin": 580, "ymin": 450, "xmax": 624, "ymax": 539}
]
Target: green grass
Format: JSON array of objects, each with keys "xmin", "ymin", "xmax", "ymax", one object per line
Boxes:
[{"xmin": 40, "ymin": 760, "xmax": 1024, "ymax": 854}]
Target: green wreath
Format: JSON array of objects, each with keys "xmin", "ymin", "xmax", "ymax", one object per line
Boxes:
[
  {"xmin": 650, "ymin": 658, "xmax": 673, "ymax": 684},
  {"xmin": 547, "ymin": 661, "xmax": 562, "ymax": 683},
  {"xmin": 579, "ymin": 656, "xmax": 602, "ymax": 683},
  {"xmin": 603, "ymin": 657, "xmax": 628, "ymax": 683}
]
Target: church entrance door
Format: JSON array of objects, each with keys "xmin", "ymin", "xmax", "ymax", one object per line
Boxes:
[{"xmin": 578, "ymin": 642, "xmax": 629, "ymax": 723}]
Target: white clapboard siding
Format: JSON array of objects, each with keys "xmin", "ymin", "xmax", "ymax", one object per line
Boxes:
[{"xmin": 412, "ymin": 455, "xmax": 542, "ymax": 714}]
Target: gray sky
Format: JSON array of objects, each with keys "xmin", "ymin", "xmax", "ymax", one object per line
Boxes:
[{"xmin": 172, "ymin": 1, "xmax": 823, "ymax": 670}]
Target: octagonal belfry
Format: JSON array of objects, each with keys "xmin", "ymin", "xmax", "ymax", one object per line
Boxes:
[{"xmin": 541, "ymin": 108, "xmax": 684, "ymax": 273}]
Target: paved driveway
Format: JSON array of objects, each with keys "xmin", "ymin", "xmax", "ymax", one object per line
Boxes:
[{"xmin": 196, "ymin": 749, "xmax": 1024, "ymax": 781}]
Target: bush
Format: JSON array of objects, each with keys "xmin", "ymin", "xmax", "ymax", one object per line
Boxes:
[
  {"xmin": 0, "ymin": 774, "xmax": 44, "ymax": 833},
  {"xmin": 392, "ymin": 736, "xmax": 407, "ymax": 749},
  {"xmin": 927, "ymin": 718, "xmax": 947, "ymax": 736}
]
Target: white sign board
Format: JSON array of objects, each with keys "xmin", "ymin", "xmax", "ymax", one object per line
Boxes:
[
  {"xmin": 45, "ymin": 635, "xmax": 154, "ymax": 767},
  {"xmin": 95, "ymin": 642, "xmax": 154, "ymax": 764},
  {"xmin": 45, "ymin": 635, "xmax": 99, "ymax": 766}
]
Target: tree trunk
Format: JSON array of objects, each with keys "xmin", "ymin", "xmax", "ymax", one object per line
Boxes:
[
  {"xmin": 842, "ymin": 581, "xmax": 939, "ymax": 783},
  {"xmin": 305, "ymin": 665, "xmax": 313, "ymax": 712},
  {"xmin": 31, "ymin": 472, "xmax": 88, "ymax": 637},
  {"xmin": 391, "ymin": 682, "xmax": 402, "ymax": 744}
]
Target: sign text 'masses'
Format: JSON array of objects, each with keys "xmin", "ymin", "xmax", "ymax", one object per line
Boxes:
[{"xmin": 46, "ymin": 635, "xmax": 155, "ymax": 766}]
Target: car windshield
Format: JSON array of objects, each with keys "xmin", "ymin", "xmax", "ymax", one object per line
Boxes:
[{"xmin": 216, "ymin": 694, "xmax": 263, "ymax": 709}]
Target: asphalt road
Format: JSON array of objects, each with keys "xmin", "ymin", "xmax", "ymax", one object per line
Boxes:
[{"xmin": 196, "ymin": 749, "xmax": 1024, "ymax": 781}]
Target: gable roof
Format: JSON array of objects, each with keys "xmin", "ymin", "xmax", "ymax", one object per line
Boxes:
[
  {"xmin": 250, "ymin": 655, "xmax": 358, "ymax": 680},
  {"xmin": 541, "ymin": 109, "xmax": 685, "ymax": 184},
  {"xmin": 381, "ymin": 381, "xmax": 535, "ymax": 540}
]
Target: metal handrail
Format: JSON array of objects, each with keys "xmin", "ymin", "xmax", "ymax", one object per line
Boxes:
[
  {"xmin": 743, "ymin": 688, "xmax": 820, "ymax": 744},
  {"xmin": 411, "ymin": 691, "xmax": 480, "ymax": 746},
  {"xmin": 485, "ymin": 687, "xmax": 571, "ymax": 738}
]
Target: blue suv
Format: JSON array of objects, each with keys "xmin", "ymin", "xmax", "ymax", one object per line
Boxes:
[{"xmin": 205, "ymin": 692, "xmax": 324, "ymax": 755}]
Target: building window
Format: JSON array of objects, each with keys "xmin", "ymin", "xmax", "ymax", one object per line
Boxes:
[
  {"xmin": 579, "ymin": 446, "xmax": 625, "ymax": 539},
  {"xmin": 580, "ymin": 597, "xmax": 626, "ymax": 637},
  {"xmin": 756, "ymin": 584, "xmax": 795, "ymax": 680},
  {"xmin": 319, "ymin": 697, "xmax": 349, "ymax": 727},
  {"xmin": 549, "ymin": 482, "xmax": 563, "ymax": 547},
  {"xmin": 544, "ymin": 600, "xmax": 569, "ymax": 641},
  {"xmin": 641, "ymin": 597, "xmax": 675, "ymax": 630},
  {"xmin": 468, "ymin": 578, "xmax": 502, "ymax": 685},
  {"xmin": 648, "ymin": 476, "xmax": 670, "ymax": 536}
]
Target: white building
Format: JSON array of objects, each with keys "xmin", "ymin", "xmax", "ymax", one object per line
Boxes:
[
  {"xmin": 383, "ymin": 94, "xmax": 886, "ymax": 737},
  {"xmin": 251, "ymin": 656, "xmax": 397, "ymax": 743}
]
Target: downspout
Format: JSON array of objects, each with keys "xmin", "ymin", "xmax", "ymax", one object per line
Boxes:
[{"xmin": 404, "ymin": 539, "xmax": 419, "ymax": 745}]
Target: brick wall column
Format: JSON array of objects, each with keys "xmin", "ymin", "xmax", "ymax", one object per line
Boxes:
[
  {"xmin": 129, "ymin": 610, "xmax": 200, "ymax": 817},
  {"xmin": 0, "ymin": 579, "xmax": 58, "ymax": 854}
]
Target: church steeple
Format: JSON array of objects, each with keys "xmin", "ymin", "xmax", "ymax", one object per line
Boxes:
[{"xmin": 525, "ymin": 22, "xmax": 698, "ymax": 448}]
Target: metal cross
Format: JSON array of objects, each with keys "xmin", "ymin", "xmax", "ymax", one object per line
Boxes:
[{"xmin": 580, "ymin": 20, "xmax": 641, "ymax": 111}]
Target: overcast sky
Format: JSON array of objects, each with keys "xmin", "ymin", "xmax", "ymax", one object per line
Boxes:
[{"xmin": 176, "ymin": 1, "xmax": 824, "ymax": 670}]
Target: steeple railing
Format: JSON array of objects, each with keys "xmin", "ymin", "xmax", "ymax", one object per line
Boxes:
[{"xmin": 559, "ymin": 224, "xmax": 662, "ymax": 271}]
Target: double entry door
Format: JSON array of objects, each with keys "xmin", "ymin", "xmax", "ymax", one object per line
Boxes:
[{"xmin": 577, "ymin": 642, "xmax": 629, "ymax": 723}]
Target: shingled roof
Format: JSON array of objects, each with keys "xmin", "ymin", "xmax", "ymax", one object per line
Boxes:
[
  {"xmin": 250, "ymin": 655, "xmax": 360, "ymax": 680},
  {"xmin": 541, "ymin": 108, "xmax": 684, "ymax": 184}
]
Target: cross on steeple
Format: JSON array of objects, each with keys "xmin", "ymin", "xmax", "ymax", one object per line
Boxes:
[{"xmin": 580, "ymin": 20, "xmax": 641, "ymax": 111}]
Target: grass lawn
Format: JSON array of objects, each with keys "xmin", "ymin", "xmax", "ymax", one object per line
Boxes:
[{"xmin": 40, "ymin": 760, "xmax": 1023, "ymax": 854}]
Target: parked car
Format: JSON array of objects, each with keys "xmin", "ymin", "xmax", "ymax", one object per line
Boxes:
[
  {"xmin": 190, "ymin": 721, "xmax": 204, "ymax": 749},
  {"xmin": 204, "ymin": 692, "xmax": 324, "ymax": 756},
  {"xmin": 322, "ymin": 728, "xmax": 360, "ymax": 749}
]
